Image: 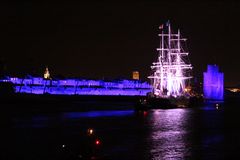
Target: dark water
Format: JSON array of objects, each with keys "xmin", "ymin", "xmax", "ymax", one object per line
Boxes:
[{"xmin": 1, "ymin": 104, "xmax": 225, "ymax": 160}]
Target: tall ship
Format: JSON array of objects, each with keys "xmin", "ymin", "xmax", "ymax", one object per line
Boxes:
[
  {"xmin": 136, "ymin": 22, "xmax": 197, "ymax": 109},
  {"xmin": 148, "ymin": 21, "xmax": 192, "ymax": 98}
]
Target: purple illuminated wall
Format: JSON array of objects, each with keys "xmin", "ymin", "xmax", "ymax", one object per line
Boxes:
[
  {"xmin": 203, "ymin": 65, "xmax": 224, "ymax": 100},
  {"xmin": 1, "ymin": 77, "xmax": 152, "ymax": 96}
]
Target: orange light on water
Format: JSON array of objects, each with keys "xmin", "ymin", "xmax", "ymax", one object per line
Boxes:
[{"xmin": 87, "ymin": 128, "xmax": 94, "ymax": 135}]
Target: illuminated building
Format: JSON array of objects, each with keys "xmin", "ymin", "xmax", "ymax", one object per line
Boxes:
[
  {"xmin": 44, "ymin": 67, "xmax": 50, "ymax": 79},
  {"xmin": 1, "ymin": 77, "xmax": 151, "ymax": 96},
  {"xmin": 132, "ymin": 71, "xmax": 139, "ymax": 80},
  {"xmin": 148, "ymin": 22, "xmax": 192, "ymax": 97},
  {"xmin": 203, "ymin": 65, "xmax": 224, "ymax": 100},
  {"xmin": 226, "ymin": 88, "xmax": 240, "ymax": 93}
]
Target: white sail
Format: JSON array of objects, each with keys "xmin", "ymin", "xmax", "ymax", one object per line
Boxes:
[{"xmin": 148, "ymin": 22, "xmax": 192, "ymax": 97}]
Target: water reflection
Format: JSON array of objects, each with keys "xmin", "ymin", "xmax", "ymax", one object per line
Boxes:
[
  {"xmin": 9, "ymin": 107, "xmax": 224, "ymax": 160},
  {"xmin": 62, "ymin": 110, "xmax": 134, "ymax": 119},
  {"xmin": 13, "ymin": 115, "xmax": 49, "ymax": 128},
  {"xmin": 148, "ymin": 109, "xmax": 191, "ymax": 160}
]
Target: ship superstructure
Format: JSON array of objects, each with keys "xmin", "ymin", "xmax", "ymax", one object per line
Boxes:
[{"xmin": 148, "ymin": 22, "xmax": 192, "ymax": 97}]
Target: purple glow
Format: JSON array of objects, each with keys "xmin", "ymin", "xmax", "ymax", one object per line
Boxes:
[
  {"xmin": 3, "ymin": 77, "xmax": 152, "ymax": 96},
  {"xmin": 62, "ymin": 110, "xmax": 134, "ymax": 118},
  {"xmin": 203, "ymin": 65, "xmax": 224, "ymax": 100}
]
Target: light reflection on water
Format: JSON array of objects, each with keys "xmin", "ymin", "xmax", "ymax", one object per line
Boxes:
[
  {"xmin": 148, "ymin": 109, "xmax": 190, "ymax": 160},
  {"xmin": 62, "ymin": 110, "xmax": 135, "ymax": 119},
  {"xmin": 10, "ymin": 106, "xmax": 224, "ymax": 160}
]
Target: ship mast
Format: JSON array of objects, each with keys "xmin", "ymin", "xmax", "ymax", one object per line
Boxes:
[{"xmin": 148, "ymin": 22, "xmax": 192, "ymax": 97}]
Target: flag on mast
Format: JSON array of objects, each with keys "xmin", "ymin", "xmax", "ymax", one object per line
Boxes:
[
  {"xmin": 159, "ymin": 24, "xmax": 164, "ymax": 29},
  {"xmin": 166, "ymin": 20, "xmax": 170, "ymax": 27}
]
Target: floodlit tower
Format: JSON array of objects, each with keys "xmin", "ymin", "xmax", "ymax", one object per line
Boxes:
[
  {"xmin": 44, "ymin": 67, "xmax": 50, "ymax": 79},
  {"xmin": 132, "ymin": 71, "xmax": 140, "ymax": 80},
  {"xmin": 148, "ymin": 22, "xmax": 192, "ymax": 97},
  {"xmin": 203, "ymin": 65, "xmax": 224, "ymax": 100}
]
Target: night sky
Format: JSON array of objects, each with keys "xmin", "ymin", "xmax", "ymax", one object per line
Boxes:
[{"xmin": 0, "ymin": 1, "xmax": 239, "ymax": 87}]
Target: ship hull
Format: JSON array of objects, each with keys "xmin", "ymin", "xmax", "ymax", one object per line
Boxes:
[{"xmin": 135, "ymin": 96, "xmax": 203, "ymax": 110}]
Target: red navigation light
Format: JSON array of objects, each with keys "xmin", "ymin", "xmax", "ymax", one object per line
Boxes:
[
  {"xmin": 95, "ymin": 139, "xmax": 100, "ymax": 145},
  {"xmin": 143, "ymin": 111, "xmax": 148, "ymax": 116}
]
